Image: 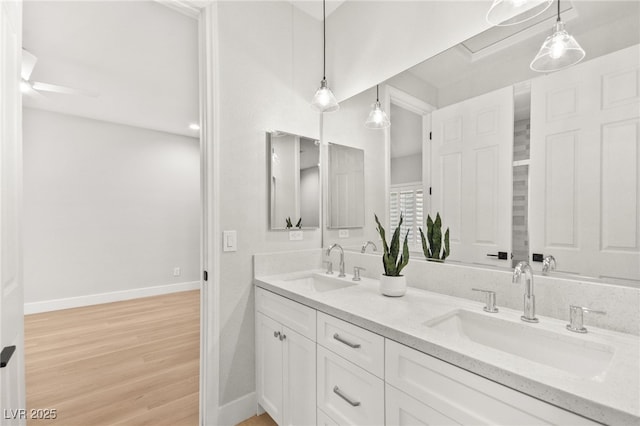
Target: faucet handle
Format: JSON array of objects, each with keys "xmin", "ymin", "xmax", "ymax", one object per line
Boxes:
[
  {"xmin": 472, "ymin": 288, "xmax": 499, "ymax": 313},
  {"xmin": 352, "ymin": 266, "xmax": 366, "ymax": 281},
  {"xmin": 566, "ymin": 305, "xmax": 606, "ymax": 333},
  {"xmin": 323, "ymin": 260, "xmax": 333, "ymax": 275}
]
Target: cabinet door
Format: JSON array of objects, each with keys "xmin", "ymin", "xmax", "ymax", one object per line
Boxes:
[
  {"xmin": 282, "ymin": 327, "xmax": 316, "ymax": 426},
  {"xmin": 256, "ymin": 313, "xmax": 283, "ymax": 425},
  {"xmin": 386, "ymin": 384, "xmax": 459, "ymax": 426}
]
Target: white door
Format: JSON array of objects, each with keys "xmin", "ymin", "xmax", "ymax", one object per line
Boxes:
[
  {"xmin": 0, "ymin": 1, "xmax": 25, "ymax": 424},
  {"xmin": 281, "ymin": 326, "xmax": 315, "ymax": 426},
  {"xmin": 256, "ymin": 313, "xmax": 283, "ymax": 425},
  {"xmin": 431, "ymin": 86, "xmax": 514, "ymax": 266},
  {"xmin": 530, "ymin": 45, "xmax": 640, "ymax": 281},
  {"xmin": 0, "ymin": 2, "xmax": 26, "ymax": 424}
]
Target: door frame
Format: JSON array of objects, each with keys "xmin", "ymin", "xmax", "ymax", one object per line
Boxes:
[{"xmin": 382, "ymin": 85, "xmax": 436, "ymax": 232}]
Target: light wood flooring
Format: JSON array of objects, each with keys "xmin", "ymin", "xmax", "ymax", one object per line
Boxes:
[
  {"xmin": 237, "ymin": 413, "xmax": 277, "ymax": 426},
  {"xmin": 25, "ymin": 290, "xmax": 200, "ymax": 426}
]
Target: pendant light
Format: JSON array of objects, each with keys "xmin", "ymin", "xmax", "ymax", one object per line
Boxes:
[
  {"xmin": 311, "ymin": 0, "xmax": 339, "ymax": 112},
  {"xmin": 365, "ymin": 85, "xmax": 390, "ymax": 129},
  {"xmin": 487, "ymin": 0, "xmax": 553, "ymax": 26},
  {"xmin": 530, "ymin": 0, "xmax": 585, "ymax": 72}
]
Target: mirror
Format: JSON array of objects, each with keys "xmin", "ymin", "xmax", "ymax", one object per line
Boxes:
[
  {"xmin": 326, "ymin": 1, "xmax": 640, "ymax": 284},
  {"xmin": 327, "ymin": 143, "xmax": 365, "ymax": 228},
  {"xmin": 268, "ymin": 131, "xmax": 320, "ymax": 230}
]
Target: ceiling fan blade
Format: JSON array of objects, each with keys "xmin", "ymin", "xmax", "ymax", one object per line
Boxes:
[
  {"xmin": 32, "ymin": 81, "xmax": 99, "ymax": 98},
  {"xmin": 22, "ymin": 49, "xmax": 38, "ymax": 81}
]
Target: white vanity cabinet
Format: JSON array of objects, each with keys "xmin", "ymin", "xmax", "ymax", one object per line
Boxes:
[
  {"xmin": 256, "ymin": 288, "xmax": 316, "ymax": 426},
  {"xmin": 316, "ymin": 313, "xmax": 385, "ymax": 426},
  {"xmin": 385, "ymin": 340, "xmax": 599, "ymax": 426}
]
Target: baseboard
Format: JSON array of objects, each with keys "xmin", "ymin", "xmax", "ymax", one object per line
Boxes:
[
  {"xmin": 24, "ymin": 281, "xmax": 201, "ymax": 315},
  {"xmin": 217, "ymin": 392, "xmax": 257, "ymax": 426}
]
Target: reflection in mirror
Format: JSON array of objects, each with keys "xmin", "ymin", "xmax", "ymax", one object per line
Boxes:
[
  {"xmin": 332, "ymin": 1, "xmax": 640, "ymax": 284},
  {"xmin": 268, "ymin": 131, "xmax": 320, "ymax": 230},
  {"xmin": 327, "ymin": 143, "xmax": 364, "ymax": 229}
]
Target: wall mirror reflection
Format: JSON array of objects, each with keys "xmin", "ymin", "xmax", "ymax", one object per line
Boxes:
[
  {"xmin": 332, "ymin": 1, "xmax": 640, "ymax": 284},
  {"xmin": 327, "ymin": 143, "xmax": 365, "ymax": 229},
  {"xmin": 268, "ymin": 130, "xmax": 320, "ymax": 230}
]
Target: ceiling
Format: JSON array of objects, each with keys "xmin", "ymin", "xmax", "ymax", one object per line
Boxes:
[
  {"xmin": 289, "ymin": 0, "xmax": 346, "ymax": 21},
  {"xmin": 22, "ymin": 0, "xmax": 199, "ymax": 137},
  {"xmin": 406, "ymin": 1, "xmax": 640, "ymax": 104}
]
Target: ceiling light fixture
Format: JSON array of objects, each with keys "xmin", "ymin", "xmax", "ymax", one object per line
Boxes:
[
  {"xmin": 364, "ymin": 85, "xmax": 390, "ymax": 129},
  {"xmin": 486, "ymin": 0, "xmax": 553, "ymax": 26},
  {"xmin": 189, "ymin": 123, "xmax": 200, "ymax": 131},
  {"xmin": 530, "ymin": 0, "xmax": 585, "ymax": 72},
  {"xmin": 311, "ymin": 0, "xmax": 339, "ymax": 113}
]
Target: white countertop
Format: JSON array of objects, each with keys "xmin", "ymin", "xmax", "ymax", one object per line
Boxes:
[{"xmin": 255, "ymin": 270, "xmax": 640, "ymax": 425}]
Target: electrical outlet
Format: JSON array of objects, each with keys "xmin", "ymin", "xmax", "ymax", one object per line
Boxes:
[
  {"xmin": 173, "ymin": 267, "xmax": 181, "ymax": 277},
  {"xmin": 289, "ymin": 230, "xmax": 303, "ymax": 241},
  {"xmin": 338, "ymin": 229, "xmax": 349, "ymax": 238}
]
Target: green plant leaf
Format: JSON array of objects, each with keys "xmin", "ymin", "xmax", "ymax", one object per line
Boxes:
[
  {"xmin": 419, "ymin": 227, "xmax": 429, "ymax": 259},
  {"xmin": 443, "ymin": 227, "xmax": 450, "ymax": 260},
  {"xmin": 388, "ymin": 213, "xmax": 403, "ymax": 268},
  {"xmin": 432, "ymin": 213, "xmax": 442, "ymax": 259},
  {"xmin": 374, "ymin": 214, "xmax": 390, "ymax": 275},
  {"xmin": 426, "ymin": 214, "xmax": 435, "ymax": 258},
  {"xmin": 396, "ymin": 229, "xmax": 410, "ymax": 274}
]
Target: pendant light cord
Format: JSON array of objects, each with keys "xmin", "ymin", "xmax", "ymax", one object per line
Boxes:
[
  {"xmin": 323, "ymin": 0, "xmax": 326, "ymax": 80},
  {"xmin": 376, "ymin": 85, "xmax": 379, "ymax": 102},
  {"xmin": 556, "ymin": 0, "xmax": 561, "ymax": 22}
]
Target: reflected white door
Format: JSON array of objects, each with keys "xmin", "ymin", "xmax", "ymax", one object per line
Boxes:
[
  {"xmin": 0, "ymin": 0, "xmax": 26, "ymax": 424},
  {"xmin": 431, "ymin": 86, "xmax": 514, "ymax": 266},
  {"xmin": 530, "ymin": 45, "xmax": 640, "ymax": 281}
]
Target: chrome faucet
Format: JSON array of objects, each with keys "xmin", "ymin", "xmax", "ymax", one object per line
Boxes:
[
  {"xmin": 361, "ymin": 241, "xmax": 378, "ymax": 253},
  {"xmin": 512, "ymin": 261, "xmax": 539, "ymax": 323},
  {"xmin": 327, "ymin": 243, "xmax": 346, "ymax": 277},
  {"xmin": 542, "ymin": 255, "xmax": 556, "ymax": 275}
]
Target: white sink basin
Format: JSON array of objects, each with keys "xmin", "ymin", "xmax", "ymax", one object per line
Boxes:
[
  {"xmin": 284, "ymin": 273, "xmax": 357, "ymax": 293},
  {"xmin": 424, "ymin": 309, "xmax": 614, "ymax": 378}
]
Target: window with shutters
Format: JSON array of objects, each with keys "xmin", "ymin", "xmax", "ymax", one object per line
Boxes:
[{"xmin": 389, "ymin": 183, "xmax": 424, "ymax": 249}]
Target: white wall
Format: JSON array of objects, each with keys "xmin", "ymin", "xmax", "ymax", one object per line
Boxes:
[
  {"xmin": 391, "ymin": 154, "xmax": 422, "ymax": 185},
  {"xmin": 22, "ymin": 108, "xmax": 200, "ymax": 305},
  {"xmin": 215, "ymin": 0, "xmax": 321, "ymax": 407}
]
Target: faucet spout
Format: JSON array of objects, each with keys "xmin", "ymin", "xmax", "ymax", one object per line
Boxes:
[
  {"xmin": 513, "ymin": 261, "xmax": 538, "ymax": 323},
  {"xmin": 327, "ymin": 243, "xmax": 346, "ymax": 277},
  {"xmin": 361, "ymin": 241, "xmax": 378, "ymax": 253}
]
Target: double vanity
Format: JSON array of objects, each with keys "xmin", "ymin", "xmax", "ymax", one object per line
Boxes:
[{"xmin": 254, "ymin": 250, "xmax": 640, "ymax": 426}]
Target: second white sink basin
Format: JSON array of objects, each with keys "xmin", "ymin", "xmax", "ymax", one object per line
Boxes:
[
  {"xmin": 424, "ymin": 309, "xmax": 614, "ymax": 378},
  {"xmin": 284, "ymin": 273, "xmax": 357, "ymax": 293}
]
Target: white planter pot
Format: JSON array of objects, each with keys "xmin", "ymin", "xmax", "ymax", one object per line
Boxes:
[{"xmin": 379, "ymin": 274, "xmax": 407, "ymax": 297}]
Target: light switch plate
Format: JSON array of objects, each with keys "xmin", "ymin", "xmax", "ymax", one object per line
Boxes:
[
  {"xmin": 223, "ymin": 230, "xmax": 237, "ymax": 252},
  {"xmin": 338, "ymin": 229, "xmax": 349, "ymax": 238},
  {"xmin": 289, "ymin": 230, "xmax": 303, "ymax": 241}
]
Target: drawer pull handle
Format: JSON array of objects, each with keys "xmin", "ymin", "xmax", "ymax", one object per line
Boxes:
[
  {"xmin": 333, "ymin": 333, "xmax": 360, "ymax": 349},
  {"xmin": 333, "ymin": 386, "xmax": 361, "ymax": 407}
]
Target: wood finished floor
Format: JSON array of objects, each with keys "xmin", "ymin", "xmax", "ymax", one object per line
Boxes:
[
  {"xmin": 25, "ymin": 290, "xmax": 200, "ymax": 426},
  {"xmin": 236, "ymin": 413, "xmax": 277, "ymax": 426}
]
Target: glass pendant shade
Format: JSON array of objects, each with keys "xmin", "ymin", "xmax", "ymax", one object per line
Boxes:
[
  {"xmin": 365, "ymin": 101, "xmax": 390, "ymax": 129},
  {"xmin": 486, "ymin": 0, "xmax": 553, "ymax": 26},
  {"xmin": 530, "ymin": 21, "xmax": 585, "ymax": 72},
  {"xmin": 311, "ymin": 78, "xmax": 339, "ymax": 112}
]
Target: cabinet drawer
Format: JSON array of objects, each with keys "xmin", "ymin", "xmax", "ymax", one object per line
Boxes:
[
  {"xmin": 385, "ymin": 340, "xmax": 599, "ymax": 426},
  {"xmin": 386, "ymin": 384, "xmax": 459, "ymax": 426},
  {"xmin": 317, "ymin": 408, "xmax": 339, "ymax": 426},
  {"xmin": 317, "ymin": 311, "xmax": 384, "ymax": 378},
  {"xmin": 317, "ymin": 345, "xmax": 384, "ymax": 426},
  {"xmin": 256, "ymin": 287, "xmax": 316, "ymax": 341}
]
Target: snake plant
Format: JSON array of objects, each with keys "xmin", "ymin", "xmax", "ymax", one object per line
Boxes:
[
  {"xmin": 374, "ymin": 214, "xmax": 410, "ymax": 276},
  {"xmin": 419, "ymin": 213, "xmax": 450, "ymax": 261}
]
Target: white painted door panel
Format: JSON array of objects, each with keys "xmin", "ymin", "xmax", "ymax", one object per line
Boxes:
[
  {"xmin": 0, "ymin": 1, "xmax": 25, "ymax": 424},
  {"xmin": 530, "ymin": 45, "xmax": 640, "ymax": 280},
  {"xmin": 256, "ymin": 313, "xmax": 283, "ymax": 425},
  {"xmin": 282, "ymin": 326, "xmax": 315, "ymax": 426},
  {"xmin": 431, "ymin": 86, "xmax": 514, "ymax": 266}
]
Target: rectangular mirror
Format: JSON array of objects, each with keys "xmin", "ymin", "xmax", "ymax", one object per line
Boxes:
[
  {"xmin": 327, "ymin": 143, "xmax": 365, "ymax": 229},
  {"xmin": 268, "ymin": 130, "xmax": 320, "ymax": 230}
]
